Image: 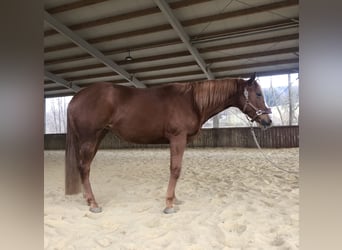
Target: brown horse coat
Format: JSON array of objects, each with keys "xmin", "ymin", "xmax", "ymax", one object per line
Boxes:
[{"xmin": 65, "ymin": 75, "xmax": 272, "ymax": 213}]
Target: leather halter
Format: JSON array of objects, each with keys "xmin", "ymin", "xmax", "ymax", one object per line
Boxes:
[{"xmin": 242, "ymin": 87, "xmax": 271, "ymax": 122}]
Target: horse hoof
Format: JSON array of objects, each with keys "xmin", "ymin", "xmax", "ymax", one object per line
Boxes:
[
  {"xmin": 89, "ymin": 206, "xmax": 102, "ymax": 213},
  {"xmin": 163, "ymin": 207, "xmax": 176, "ymax": 214}
]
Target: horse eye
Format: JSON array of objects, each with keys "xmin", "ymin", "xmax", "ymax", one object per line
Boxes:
[{"xmin": 256, "ymin": 93, "xmax": 262, "ymax": 97}]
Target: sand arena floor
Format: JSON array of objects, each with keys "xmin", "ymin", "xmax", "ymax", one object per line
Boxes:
[{"xmin": 44, "ymin": 147, "xmax": 299, "ymax": 250}]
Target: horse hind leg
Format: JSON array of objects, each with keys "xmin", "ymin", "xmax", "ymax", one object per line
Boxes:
[{"xmin": 79, "ymin": 139, "xmax": 102, "ymax": 213}]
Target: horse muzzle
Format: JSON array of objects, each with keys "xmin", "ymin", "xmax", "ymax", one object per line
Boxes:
[
  {"xmin": 255, "ymin": 113, "xmax": 272, "ymax": 130},
  {"xmin": 261, "ymin": 117, "xmax": 272, "ymax": 126}
]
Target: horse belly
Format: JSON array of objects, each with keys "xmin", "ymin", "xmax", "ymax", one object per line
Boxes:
[
  {"xmin": 112, "ymin": 125, "xmax": 169, "ymax": 144},
  {"xmin": 109, "ymin": 111, "xmax": 169, "ymax": 144}
]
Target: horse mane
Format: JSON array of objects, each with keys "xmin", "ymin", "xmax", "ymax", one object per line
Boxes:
[{"xmin": 188, "ymin": 79, "xmax": 239, "ymax": 112}]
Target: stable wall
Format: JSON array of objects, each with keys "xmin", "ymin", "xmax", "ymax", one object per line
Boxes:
[{"xmin": 44, "ymin": 126, "xmax": 298, "ymax": 150}]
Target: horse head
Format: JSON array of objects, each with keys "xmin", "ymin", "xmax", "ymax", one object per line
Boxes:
[{"xmin": 240, "ymin": 73, "xmax": 272, "ymax": 129}]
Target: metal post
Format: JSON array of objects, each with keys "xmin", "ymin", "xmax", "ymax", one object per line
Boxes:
[
  {"xmin": 288, "ymin": 73, "xmax": 293, "ymax": 125},
  {"xmin": 213, "ymin": 115, "xmax": 219, "ymax": 128}
]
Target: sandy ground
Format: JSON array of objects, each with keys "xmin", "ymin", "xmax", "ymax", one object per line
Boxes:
[{"xmin": 44, "ymin": 147, "xmax": 299, "ymax": 250}]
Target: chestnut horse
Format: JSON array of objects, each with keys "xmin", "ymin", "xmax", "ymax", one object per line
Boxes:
[{"xmin": 65, "ymin": 73, "xmax": 272, "ymax": 213}]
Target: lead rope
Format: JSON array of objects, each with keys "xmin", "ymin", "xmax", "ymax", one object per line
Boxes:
[{"xmin": 247, "ymin": 117, "xmax": 299, "ymax": 176}]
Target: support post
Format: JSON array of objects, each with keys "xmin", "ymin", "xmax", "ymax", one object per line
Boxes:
[
  {"xmin": 288, "ymin": 73, "xmax": 293, "ymax": 125},
  {"xmin": 213, "ymin": 115, "xmax": 219, "ymax": 128}
]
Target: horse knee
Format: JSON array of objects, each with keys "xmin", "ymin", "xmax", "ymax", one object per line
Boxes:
[
  {"xmin": 80, "ymin": 141, "xmax": 95, "ymax": 156},
  {"xmin": 171, "ymin": 166, "xmax": 181, "ymax": 179},
  {"xmin": 79, "ymin": 166, "xmax": 89, "ymax": 177}
]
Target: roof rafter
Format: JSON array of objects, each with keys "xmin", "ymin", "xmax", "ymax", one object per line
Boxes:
[
  {"xmin": 48, "ymin": 58, "xmax": 298, "ymax": 83},
  {"xmin": 45, "ymin": 70, "xmax": 80, "ymax": 92},
  {"xmin": 46, "ymin": 0, "xmax": 109, "ymax": 14},
  {"xmin": 45, "ymin": 18, "xmax": 298, "ymax": 60},
  {"xmin": 138, "ymin": 58, "xmax": 298, "ymax": 81},
  {"xmin": 50, "ymin": 47, "xmax": 298, "ymax": 75},
  {"xmin": 154, "ymin": 0, "xmax": 214, "ymax": 80},
  {"xmin": 45, "ymin": 0, "xmax": 211, "ymax": 36},
  {"xmin": 44, "ymin": 10, "xmax": 146, "ymax": 88},
  {"xmin": 45, "ymin": 89, "xmax": 76, "ymax": 97}
]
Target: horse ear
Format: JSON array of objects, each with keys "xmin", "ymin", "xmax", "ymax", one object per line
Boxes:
[{"xmin": 247, "ymin": 72, "xmax": 256, "ymax": 86}]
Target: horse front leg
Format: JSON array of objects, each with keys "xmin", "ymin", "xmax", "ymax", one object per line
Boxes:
[{"xmin": 164, "ymin": 135, "xmax": 186, "ymax": 214}]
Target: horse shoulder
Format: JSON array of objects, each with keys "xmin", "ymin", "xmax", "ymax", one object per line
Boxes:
[{"xmin": 162, "ymin": 90, "xmax": 201, "ymax": 138}]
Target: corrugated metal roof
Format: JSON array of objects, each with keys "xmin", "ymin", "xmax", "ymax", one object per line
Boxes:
[{"xmin": 44, "ymin": 0, "xmax": 298, "ymax": 98}]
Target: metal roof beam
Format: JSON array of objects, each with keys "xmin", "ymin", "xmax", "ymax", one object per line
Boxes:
[
  {"xmin": 51, "ymin": 46, "xmax": 298, "ymax": 75},
  {"xmin": 45, "ymin": 31, "xmax": 298, "ymax": 65},
  {"xmin": 154, "ymin": 0, "xmax": 214, "ymax": 80},
  {"xmin": 44, "ymin": 10, "xmax": 146, "ymax": 88},
  {"xmin": 45, "ymin": 0, "xmax": 211, "ymax": 37},
  {"xmin": 45, "ymin": 89, "xmax": 75, "ymax": 97},
  {"xmin": 46, "ymin": 0, "xmax": 109, "ymax": 14},
  {"xmin": 45, "ymin": 70, "xmax": 81, "ymax": 93}
]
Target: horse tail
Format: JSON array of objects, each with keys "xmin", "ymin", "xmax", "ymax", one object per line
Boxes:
[{"xmin": 65, "ymin": 112, "xmax": 82, "ymax": 195}]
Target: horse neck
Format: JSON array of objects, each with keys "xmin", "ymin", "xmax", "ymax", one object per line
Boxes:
[{"xmin": 192, "ymin": 79, "xmax": 239, "ymax": 124}]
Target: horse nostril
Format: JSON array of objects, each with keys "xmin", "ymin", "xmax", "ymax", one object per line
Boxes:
[{"xmin": 261, "ymin": 119, "xmax": 271, "ymax": 126}]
